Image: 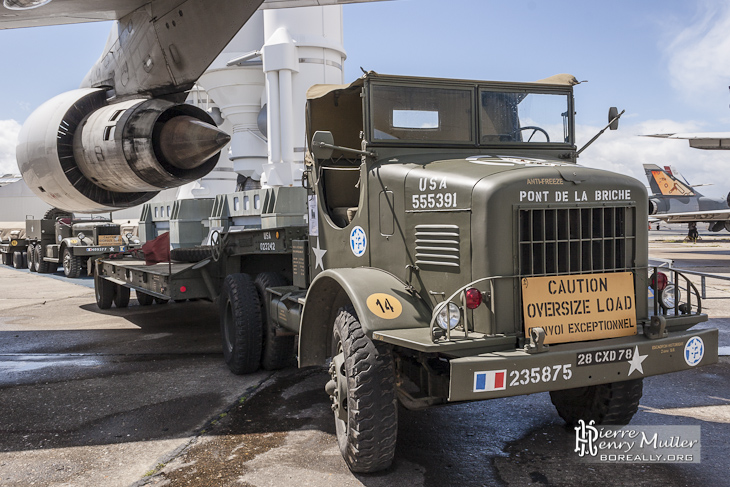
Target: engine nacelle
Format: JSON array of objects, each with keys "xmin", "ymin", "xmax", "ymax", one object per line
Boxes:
[
  {"xmin": 17, "ymin": 89, "xmax": 229, "ymax": 213},
  {"xmin": 648, "ymin": 198, "xmax": 659, "ymax": 215}
]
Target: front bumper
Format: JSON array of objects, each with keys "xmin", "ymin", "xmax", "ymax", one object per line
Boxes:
[{"xmin": 448, "ymin": 328, "xmax": 718, "ymax": 402}]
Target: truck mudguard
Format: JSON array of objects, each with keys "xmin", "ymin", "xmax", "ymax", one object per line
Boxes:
[{"xmin": 298, "ymin": 267, "xmax": 432, "ymax": 367}]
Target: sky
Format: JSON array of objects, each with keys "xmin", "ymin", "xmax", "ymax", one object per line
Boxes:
[{"xmin": 1, "ymin": 0, "xmax": 730, "ymax": 198}]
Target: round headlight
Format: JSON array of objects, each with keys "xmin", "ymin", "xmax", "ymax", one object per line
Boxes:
[
  {"xmin": 660, "ymin": 283, "xmax": 681, "ymax": 309},
  {"xmin": 436, "ymin": 302, "xmax": 461, "ymax": 330},
  {"xmin": 77, "ymin": 232, "xmax": 85, "ymax": 240}
]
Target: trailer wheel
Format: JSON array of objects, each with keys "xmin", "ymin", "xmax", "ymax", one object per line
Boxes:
[
  {"xmin": 550, "ymin": 378, "xmax": 643, "ymax": 426},
  {"xmin": 219, "ymin": 273, "xmax": 262, "ymax": 374},
  {"xmin": 12, "ymin": 251, "xmax": 23, "ymax": 269},
  {"xmin": 62, "ymin": 248, "xmax": 82, "ymax": 278},
  {"xmin": 114, "ymin": 285, "xmax": 130, "ymax": 308},
  {"xmin": 154, "ymin": 297, "xmax": 169, "ymax": 305},
  {"xmin": 27, "ymin": 244, "xmax": 37, "ymax": 272},
  {"xmin": 137, "ymin": 291, "xmax": 154, "ymax": 306},
  {"xmin": 254, "ymin": 272, "xmax": 295, "ymax": 370},
  {"xmin": 1, "ymin": 253, "xmax": 8, "ymax": 266},
  {"xmin": 21, "ymin": 251, "xmax": 27, "ymax": 269},
  {"xmin": 35, "ymin": 245, "xmax": 51, "ymax": 273},
  {"xmin": 94, "ymin": 267, "xmax": 115, "ymax": 310},
  {"xmin": 327, "ymin": 305, "xmax": 397, "ymax": 473}
]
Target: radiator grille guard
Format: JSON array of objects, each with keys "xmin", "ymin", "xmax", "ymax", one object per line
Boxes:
[{"xmin": 518, "ymin": 205, "xmax": 636, "ymax": 277}]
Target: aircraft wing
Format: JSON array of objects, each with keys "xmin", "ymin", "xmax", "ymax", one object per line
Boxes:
[
  {"xmin": 651, "ymin": 209, "xmax": 730, "ymax": 223},
  {"xmin": 643, "ymin": 132, "xmax": 730, "ymax": 150},
  {"xmin": 0, "ymin": 0, "xmax": 386, "ymax": 29}
]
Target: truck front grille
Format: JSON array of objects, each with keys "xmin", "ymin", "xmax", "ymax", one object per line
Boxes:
[{"xmin": 518, "ymin": 206, "xmax": 636, "ymax": 277}]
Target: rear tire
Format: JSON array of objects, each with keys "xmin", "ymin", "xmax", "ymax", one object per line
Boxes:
[
  {"xmin": 114, "ymin": 285, "xmax": 130, "ymax": 308},
  {"xmin": 154, "ymin": 297, "xmax": 169, "ymax": 305},
  {"xmin": 330, "ymin": 305, "xmax": 397, "ymax": 473},
  {"xmin": 550, "ymin": 379, "xmax": 643, "ymax": 426},
  {"xmin": 28, "ymin": 244, "xmax": 37, "ymax": 272},
  {"xmin": 219, "ymin": 273, "xmax": 262, "ymax": 374},
  {"xmin": 137, "ymin": 291, "xmax": 154, "ymax": 306},
  {"xmin": 254, "ymin": 272, "xmax": 296, "ymax": 370},
  {"xmin": 94, "ymin": 266, "xmax": 115, "ymax": 310},
  {"xmin": 62, "ymin": 248, "xmax": 82, "ymax": 278},
  {"xmin": 12, "ymin": 251, "xmax": 22, "ymax": 269},
  {"xmin": 21, "ymin": 251, "xmax": 27, "ymax": 269},
  {"xmin": 1, "ymin": 253, "xmax": 8, "ymax": 266},
  {"xmin": 35, "ymin": 245, "xmax": 51, "ymax": 273}
]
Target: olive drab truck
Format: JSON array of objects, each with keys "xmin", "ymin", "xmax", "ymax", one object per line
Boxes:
[
  {"xmin": 26, "ymin": 208, "xmax": 140, "ymax": 278},
  {"xmin": 94, "ymin": 73, "xmax": 718, "ymax": 473}
]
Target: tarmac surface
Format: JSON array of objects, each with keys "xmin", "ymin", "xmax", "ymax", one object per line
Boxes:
[{"xmin": 1, "ymin": 226, "xmax": 729, "ymax": 486}]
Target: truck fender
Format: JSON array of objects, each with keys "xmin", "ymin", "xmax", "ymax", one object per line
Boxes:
[{"xmin": 298, "ymin": 267, "xmax": 431, "ymax": 367}]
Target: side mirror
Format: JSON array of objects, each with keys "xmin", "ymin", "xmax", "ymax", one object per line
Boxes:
[
  {"xmin": 311, "ymin": 131, "xmax": 334, "ymax": 160},
  {"xmin": 608, "ymin": 107, "xmax": 619, "ymax": 130}
]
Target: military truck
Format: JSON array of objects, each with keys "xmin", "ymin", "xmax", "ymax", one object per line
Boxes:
[
  {"xmin": 0, "ymin": 227, "xmax": 27, "ymax": 268},
  {"xmin": 27, "ymin": 208, "xmax": 140, "ymax": 278},
  {"xmin": 94, "ymin": 73, "xmax": 718, "ymax": 473}
]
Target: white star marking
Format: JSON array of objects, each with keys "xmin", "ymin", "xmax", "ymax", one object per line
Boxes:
[
  {"xmin": 312, "ymin": 237, "xmax": 327, "ymax": 271},
  {"xmin": 627, "ymin": 346, "xmax": 647, "ymax": 376}
]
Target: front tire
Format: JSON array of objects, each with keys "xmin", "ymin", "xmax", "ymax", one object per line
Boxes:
[
  {"xmin": 62, "ymin": 248, "xmax": 82, "ymax": 278},
  {"xmin": 219, "ymin": 273, "xmax": 262, "ymax": 374},
  {"xmin": 254, "ymin": 272, "xmax": 295, "ymax": 370},
  {"xmin": 329, "ymin": 306, "xmax": 397, "ymax": 473},
  {"xmin": 550, "ymin": 379, "xmax": 643, "ymax": 426}
]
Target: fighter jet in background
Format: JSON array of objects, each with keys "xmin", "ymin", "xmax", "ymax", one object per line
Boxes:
[{"xmin": 645, "ymin": 163, "xmax": 730, "ymax": 240}]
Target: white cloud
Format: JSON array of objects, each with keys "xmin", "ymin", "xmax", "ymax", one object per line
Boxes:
[
  {"xmin": 665, "ymin": 2, "xmax": 730, "ymax": 113},
  {"xmin": 577, "ymin": 120, "xmax": 730, "ymax": 200},
  {"xmin": 0, "ymin": 119, "xmax": 21, "ymax": 175}
]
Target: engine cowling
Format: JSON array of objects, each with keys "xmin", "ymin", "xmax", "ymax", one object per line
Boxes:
[{"xmin": 17, "ymin": 89, "xmax": 229, "ymax": 212}]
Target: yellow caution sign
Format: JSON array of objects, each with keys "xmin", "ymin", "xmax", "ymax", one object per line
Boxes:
[{"xmin": 522, "ymin": 272, "xmax": 636, "ymax": 344}]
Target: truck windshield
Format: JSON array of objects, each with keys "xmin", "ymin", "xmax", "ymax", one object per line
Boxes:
[
  {"xmin": 370, "ymin": 84, "xmax": 474, "ymax": 143},
  {"xmin": 479, "ymin": 90, "xmax": 571, "ymax": 144}
]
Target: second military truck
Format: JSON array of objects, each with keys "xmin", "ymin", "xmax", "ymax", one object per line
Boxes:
[
  {"xmin": 95, "ymin": 73, "xmax": 718, "ymax": 472},
  {"xmin": 27, "ymin": 208, "xmax": 139, "ymax": 278}
]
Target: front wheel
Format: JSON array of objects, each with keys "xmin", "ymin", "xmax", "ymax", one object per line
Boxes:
[
  {"xmin": 219, "ymin": 273, "xmax": 262, "ymax": 374},
  {"xmin": 550, "ymin": 379, "xmax": 643, "ymax": 426},
  {"xmin": 62, "ymin": 248, "xmax": 82, "ymax": 278},
  {"xmin": 327, "ymin": 305, "xmax": 397, "ymax": 473}
]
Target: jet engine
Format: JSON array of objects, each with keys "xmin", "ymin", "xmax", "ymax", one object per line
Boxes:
[
  {"xmin": 648, "ymin": 198, "xmax": 659, "ymax": 215},
  {"xmin": 17, "ymin": 89, "xmax": 230, "ymax": 213}
]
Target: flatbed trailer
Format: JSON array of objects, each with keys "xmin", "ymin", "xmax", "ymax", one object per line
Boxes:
[{"xmin": 95, "ymin": 225, "xmax": 308, "ymax": 307}]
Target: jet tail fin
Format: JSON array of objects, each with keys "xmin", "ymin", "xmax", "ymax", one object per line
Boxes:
[{"xmin": 643, "ymin": 164, "xmax": 697, "ymax": 197}]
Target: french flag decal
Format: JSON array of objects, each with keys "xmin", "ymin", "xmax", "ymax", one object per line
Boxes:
[{"xmin": 473, "ymin": 370, "xmax": 507, "ymax": 392}]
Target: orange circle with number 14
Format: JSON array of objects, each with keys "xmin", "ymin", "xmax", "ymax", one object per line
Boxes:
[{"xmin": 366, "ymin": 293, "xmax": 403, "ymax": 319}]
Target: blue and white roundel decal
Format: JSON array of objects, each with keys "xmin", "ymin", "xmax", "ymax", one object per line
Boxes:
[
  {"xmin": 684, "ymin": 336, "xmax": 704, "ymax": 366},
  {"xmin": 350, "ymin": 226, "xmax": 367, "ymax": 257}
]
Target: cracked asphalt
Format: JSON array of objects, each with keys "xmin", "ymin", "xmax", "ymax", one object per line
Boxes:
[{"xmin": 1, "ymin": 226, "xmax": 729, "ymax": 486}]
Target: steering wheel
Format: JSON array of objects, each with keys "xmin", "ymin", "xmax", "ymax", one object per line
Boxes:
[{"xmin": 517, "ymin": 126, "xmax": 550, "ymax": 142}]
